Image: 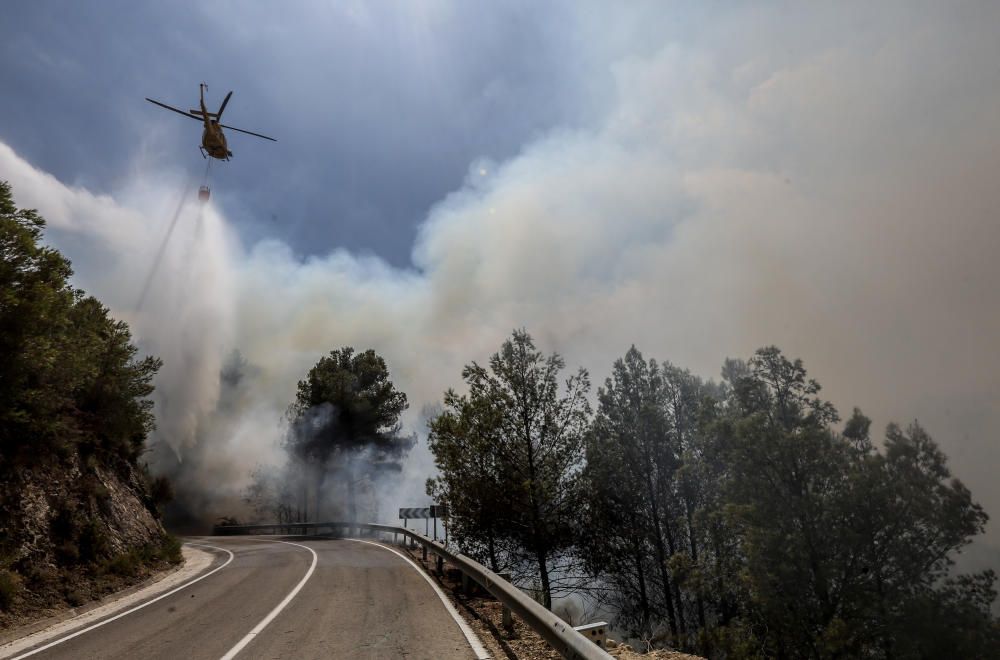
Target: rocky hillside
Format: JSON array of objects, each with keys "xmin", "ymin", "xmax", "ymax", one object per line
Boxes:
[
  {"xmin": 0, "ymin": 455, "xmax": 177, "ymax": 626},
  {"xmin": 0, "ymin": 180, "xmax": 178, "ymax": 627}
]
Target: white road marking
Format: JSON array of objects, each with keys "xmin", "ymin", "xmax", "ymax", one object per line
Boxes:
[
  {"xmin": 217, "ymin": 540, "xmax": 318, "ymax": 660},
  {"xmin": 348, "ymin": 538, "xmax": 491, "ymax": 660},
  {"xmin": 8, "ymin": 543, "xmax": 235, "ymax": 660}
]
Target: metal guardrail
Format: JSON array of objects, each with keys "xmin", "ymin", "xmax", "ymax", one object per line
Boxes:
[{"xmin": 214, "ymin": 521, "xmax": 612, "ymax": 660}]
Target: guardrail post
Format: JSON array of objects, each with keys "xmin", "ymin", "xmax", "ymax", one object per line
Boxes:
[
  {"xmin": 422, "ymin": 544, "xmax": 427, "ymax": 560},
  {"xmin": 499, "ymin": 572, "xmax": 514, "ymax": 633},
  {"xmin": 461, "ymin": 572, "xmax": 470, "ymax": 595},
  {"xmin": 435, "ymin": 554, "xmax": 444, "ymax": 575}
]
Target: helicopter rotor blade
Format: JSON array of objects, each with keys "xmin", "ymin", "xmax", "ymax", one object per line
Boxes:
[
  {"xmin": 145, "ymin": 98, "xmax": 201, "ymax": 120},
  {"xmin": 219, "ymin": 124, "xmax": 277, "ymax": 141},
  {"xmin": 216, "ymin": 91, "xmax": 233, "ymax": 120}
]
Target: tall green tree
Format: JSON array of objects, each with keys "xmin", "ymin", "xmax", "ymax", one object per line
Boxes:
[
  {"xmin": 1, "ymin": 180, "xmax": 169, "ymax": 613},
  {"xmin": 580, "ymin": 345, "xmax": 998, "ymax": 657},
  {"xmin": 426, "ymin": 390, "xmax": 518, "ymax": 573},
  {"xmin": 428, "ymin": 329, "xmax": 590, "ymax": 609},
  {"xmin": 582, "ymin": 347, "xmax": 726, "ymax": 651},
  {"xmin": 0, "ymin": 180, "xmax": 160, "ymax": 467},
  {"xmin": 718, "ymin": 347, "xmax": 997, "ymax": 658},
  {"xmin": 286, "ymin": 347, "xmax": 410, "ymax": 521},
  {"xmin": 581, "ymin": 347, "xmax": 682, "ymax": 637}
]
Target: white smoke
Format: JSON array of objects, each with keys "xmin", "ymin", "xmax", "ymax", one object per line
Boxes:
[{"xmin": 1, "ymin": 3, "xmax": 999, "ymax": 566}]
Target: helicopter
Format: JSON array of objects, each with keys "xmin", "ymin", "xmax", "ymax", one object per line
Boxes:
[{"xmin": 146, "ymin": 83, "xmax": 276, "ymax": 161}]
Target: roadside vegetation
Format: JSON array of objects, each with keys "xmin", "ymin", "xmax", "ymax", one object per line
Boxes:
[
  {"xmin": 428, "ymin": 330, "xmax": 1000, "ymax": 658},
  {"xmin": 0, "ymin": 181, "xmax": 178, "ymax": 625},
  {"xmin": 245, "ymin": 346, "xmax": 414, "ymax": 525}
]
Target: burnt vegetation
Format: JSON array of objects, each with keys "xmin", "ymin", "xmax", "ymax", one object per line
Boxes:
[
  {"xmin": 428, "ymin": 330, "xmax": 1000, "ymax": 658},
  {"xmin": 0, "ymin": 181, "xmax": 178, "ymax": 623}
]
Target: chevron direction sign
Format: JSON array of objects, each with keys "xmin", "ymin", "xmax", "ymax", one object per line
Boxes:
[
  {"xmin": 398, "ymin": 505, "xmax": 449, "ymax": 519},
  {"xmin": 399, "ymin": 507, "xmax": 432, "ymax": 519}
]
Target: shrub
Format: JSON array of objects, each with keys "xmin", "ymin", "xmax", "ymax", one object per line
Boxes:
[
  {"xmin": 0, "ymin": 570, "xmax": 21, "ymax": 610},
  {"xmin": 148, "ymin": 475, "xmax": 174, "ymax": 515},
  {"xmin": 64, "ymin": 588, "xmax": 86, "ymax": 607},
  {"xmin": 159, "ymin": 535, "xmax": 183, "ymax": 564},
  {"xmin": 78, "ymin": 518, "xmax": 109, "ymax": 563},
  {"xmin": 105, "ymin": 551, "xmax": 140, "ymax": 577}
]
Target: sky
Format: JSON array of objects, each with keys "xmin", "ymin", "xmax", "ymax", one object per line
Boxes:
[
  {"xmin": 2, "ymin": 1, "xmax": 999, "ymax": 567},
  {"xmin": 1, "ymin": 0, "xmax": 640, "ymax": 265}
]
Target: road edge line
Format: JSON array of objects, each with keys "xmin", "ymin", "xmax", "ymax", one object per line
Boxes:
[
  {"xmin": 8, "ymin": 543, "xmax": 235, "ymax": 660},
  {"xmin": 347, "ymin": 538, "xmax": 491, "ymax": 660}
]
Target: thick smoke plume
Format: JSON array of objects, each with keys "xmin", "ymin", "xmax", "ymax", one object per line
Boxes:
[{"xmin": 1, "ymin": 4, "xmax": 999, "ymax": 570}]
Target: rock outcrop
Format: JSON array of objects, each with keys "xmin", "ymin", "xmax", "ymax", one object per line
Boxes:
[{"xmin": 0, "ymin": 454, "xmax": 175, "ymax": 626}]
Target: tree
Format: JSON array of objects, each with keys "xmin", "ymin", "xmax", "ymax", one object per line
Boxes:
[
  {"xmin": 245, "ymin": 464, "xmax": 297, "ymax": 525},
  {"xmin": 285, "ymin": 347, "xmax": 410, "ymax": 521},
  {"xmin": 581, "ymin": 347, "xmax": 725, "ymax": 652},
  {"xmin": 718, "ymin": 347, "xmax": 996, "ymax": 658},
  {"xmin": 852, "ymin": 421, "xmax": 997, "ymax": 657},
  {"xmin": 426, "ymin": 390, "xmax": 515, "ymax": 572},
  {"xmin": 427, "ymin": 329, "xmax": 590, "ymax": 609},
  {"xmin": 1, "ymin": 180, "xmax": 79, "ymax": 457},
  {"xmin": 580, "ymin": 345, "xmax": 998, "ymax": 657},
  {"xmin": 582, "ymin": 347, "xmax": 682, "ymax": 638},
  {"xmin": 0, "ymin": 180, "xmax": 160, "ymax": 468},
  {"xmin": 0, "ymin": 180, "xmax": 170, "ymax": 612}
]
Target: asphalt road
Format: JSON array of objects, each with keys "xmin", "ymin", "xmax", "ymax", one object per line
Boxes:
[{"xmin": 8, "ymin": 537, "xmax": 483, "ymax": 660}]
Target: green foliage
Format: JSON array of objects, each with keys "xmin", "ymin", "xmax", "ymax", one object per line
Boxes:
[
  {"xmin": 159, "ymin": 534, "xmax": 183, "ymax": 564},
  {"xmin": 50, "ymin": 505, "xmax": 109, "ymax": 565},
  {"xmin": 105, "ymin": 551, "xmax": 142, "ymax": 578},
  {"xmin": 425, "ymin": 386, "xmax": 515, "ymax": 573},
  {"xmin": 78, "ymin": 518, "xmax": 109, "ymax": 563},
  {"xmin": 284, "ymin": 346, "xmax": 411, "ymax": 521},
  {"xmin": 103, "ymin": 535, "xmax": 183, "ymax": 578},
  {"xmin": 427, "ymin": 329, "xmax": 591, "ymax": 609},
  {"xmin": 717, "ymin": 349, "xmax": 994, "ymax": 658},
  {"xmin": 148, "ymin": 473, "xmax": 174, "ymax": 514},
  {"xmin": 0, "ymin": 570, "xmax": 21, "ymax": 610},
  {"xmin": 50, "ymin": 505, "xmax": 84, "ymax": 563},
  {"xmin": 433, "ymin": 336, "xmax": 999, "ymax": 657},
  {"xmin": 0, "ymin": 180, "xmax": 161, "ymax": 469},
  {"xmin": 64, "ymin": 587, "xmax": 86, "ymax": 607},
  {"xmin": 286, "ymin": 346, "xmax": 409, "ymax": 462},
  {"xmin": 1, "ymin": 181, "xmax": 174, "ymax": 618}
]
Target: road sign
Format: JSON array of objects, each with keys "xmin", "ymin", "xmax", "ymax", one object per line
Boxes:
[
  {"xmin": 399, "ymin": 507, "xmax": 431, "ymax": 519},
  {"xmin": 398, "ymin": 505, "xmax": 447, "ymax": 519}
]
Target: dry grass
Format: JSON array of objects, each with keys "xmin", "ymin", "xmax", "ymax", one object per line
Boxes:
[{"xmin": 605, "ymin": 639, "xmax": 705, "ymax": 660}]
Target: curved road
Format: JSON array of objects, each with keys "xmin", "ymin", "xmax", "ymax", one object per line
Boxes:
[{"xmin": 6, "ymin": 537, "xmax": 484, "ymax": 660}]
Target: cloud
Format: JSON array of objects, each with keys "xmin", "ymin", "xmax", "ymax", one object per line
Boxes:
[{"xmin": 1, "ymin": 3, "xmax": 998, "ymax": 559}]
